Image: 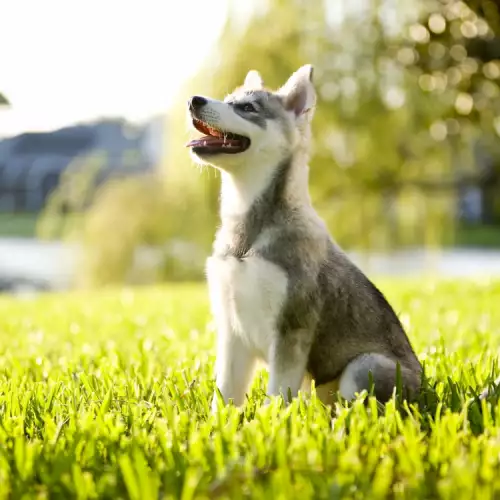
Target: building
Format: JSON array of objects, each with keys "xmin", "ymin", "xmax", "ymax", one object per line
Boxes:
[{"xmin": 0, "ymin": 117, "xmax": 163, "ymax": 212}]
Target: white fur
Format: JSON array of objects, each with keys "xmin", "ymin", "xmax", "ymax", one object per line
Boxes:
[
  {"xmin": 244, "ymin": 69, "xmax": 264, "ymax": 90},
  {"xmin": 206, "ymin": 253, "xmax": 288, "ymax": 411},
  {"xmin": 338, "ymin": 363, "xmax": 361, "ymax": 401},
  {"xmin": 219, "ymin": 148, "xmax": 311, "ymax": 217}
]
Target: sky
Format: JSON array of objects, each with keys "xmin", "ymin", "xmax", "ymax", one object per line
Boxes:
[{"xmin": 0, "ymin": 0, "xmax": 229, "ymax": 137}]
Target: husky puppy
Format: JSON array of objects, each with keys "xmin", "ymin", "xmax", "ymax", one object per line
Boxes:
[{"xmin": 186, "ymin": 65, "xmax": 422, "ymax": 412}]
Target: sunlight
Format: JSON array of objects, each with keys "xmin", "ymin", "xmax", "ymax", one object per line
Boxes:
[{"xmin": 0, "ymin": 0, "xmax": 228, "ymax": 135}]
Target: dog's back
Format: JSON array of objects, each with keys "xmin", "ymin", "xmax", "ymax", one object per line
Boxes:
[{"xmin": 309, "ymin": 245, "xmax": 421, "ymax": 400}]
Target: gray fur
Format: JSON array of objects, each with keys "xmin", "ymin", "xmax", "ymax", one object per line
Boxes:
[
  {"xmin": 212, "ymin": 150, "xmax": 421, "ymax": 403},
  {"xmin": 214, "ymin": 157, "xmax": 292, "ymax": 258},
  {"xmin": 225, "ymin": 90, "xmax": 286, "ymax": 130}
]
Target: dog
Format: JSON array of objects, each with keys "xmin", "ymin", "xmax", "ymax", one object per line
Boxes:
[{"xmin": 186, "ymin": 64, "xmax": 422, "ymax": 412}]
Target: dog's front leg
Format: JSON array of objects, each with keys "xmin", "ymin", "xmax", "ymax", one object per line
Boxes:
[
  {"xmin": 266, "ymin": 331, "xmax": 311, "ymax": 404},
  {"xmin": 211, "ymin": 328, "xmax": 256, "ymax": 413}
]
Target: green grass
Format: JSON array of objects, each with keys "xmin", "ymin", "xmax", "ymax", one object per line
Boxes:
[
  {"xmin": 0, "ymin": 280, "xmax": 500, "ymax": 499},
  {"xmin": 0, "ymin": 213, "xmax": 39, "ymax": 237},
  {"xmin": 454, "ymin": 224, "xmax": 500, "ymax": 248}
]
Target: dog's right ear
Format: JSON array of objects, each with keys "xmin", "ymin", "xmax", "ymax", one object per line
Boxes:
[{"xmin": 244, "ymin": 70, "xmax": 264, "ymax": 90}]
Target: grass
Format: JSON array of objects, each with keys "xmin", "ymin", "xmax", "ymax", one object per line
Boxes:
[
  {"xmin": 0, "ymin": 213, "xmax": 39, "ymax": 237},
  {"xmin": 454, "ymin": 224, "xmax": 500, "ymax": 249},
  {"xmin": 0, "ymin": 279, "xmax": 500, "ymax": 499}
]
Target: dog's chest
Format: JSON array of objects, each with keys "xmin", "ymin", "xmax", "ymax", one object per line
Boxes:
[{"xmin": 206, "ymin": 252, "xmax": 288, "ymax": 359}]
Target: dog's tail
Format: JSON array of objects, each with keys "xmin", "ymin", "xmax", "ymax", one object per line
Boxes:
[{"xmin": 477, "ymin": 375, "xmax": 500, "ymax": 401}]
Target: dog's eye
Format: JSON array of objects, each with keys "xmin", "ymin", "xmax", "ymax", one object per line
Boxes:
[{"xmin": 241, "ymin": 103, "xmax": 256, "ymax": 113}]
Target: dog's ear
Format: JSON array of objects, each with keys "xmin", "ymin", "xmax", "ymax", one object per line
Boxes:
[
  {"xmin": 278, "ymin": 64, "xmax": 316, "ymax": 117},
  {"xmin": 244, "ymin": 70, "xmax": 264, "ymax": 90}
]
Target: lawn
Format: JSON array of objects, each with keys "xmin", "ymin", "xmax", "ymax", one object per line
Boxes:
[
  {"xmin": 0, "ymin": 279, "xmax": 499, "ymax": 499},
  {"xmin": 0, "ymin": 213, "xmax": 39, "ymax": 238},
  {"xmin": 454, "ymin": 224, "xmax": 500, "ymax": 248}
]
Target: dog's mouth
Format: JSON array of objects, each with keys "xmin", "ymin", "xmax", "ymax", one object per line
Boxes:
[{"xmin": 186, "ymin": 118, "xmax": 250, "ymax": 155}]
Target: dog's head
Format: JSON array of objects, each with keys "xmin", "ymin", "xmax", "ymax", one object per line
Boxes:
[{"xmin": 186, "ymin": 65, "xmax": 316, "ymax": 172}]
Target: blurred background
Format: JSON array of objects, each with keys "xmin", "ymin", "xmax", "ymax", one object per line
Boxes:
[{"xmin": 1, "ymin": 0, "xmax": 500, "ymax": 295}]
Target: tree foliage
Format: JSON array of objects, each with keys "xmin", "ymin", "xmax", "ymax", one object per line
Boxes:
[
  {"xmin": 168, "ymin": 0, "xmax": 500, "ymax": 252},
  {"xmin": 43, "ymin": 0, "xmax": 500, "ymax": 287}
]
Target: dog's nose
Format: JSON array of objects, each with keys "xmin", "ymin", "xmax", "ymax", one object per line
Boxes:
[{"xmin": 188, "ymin": 95, "xmax": 207, "ymax": 111}]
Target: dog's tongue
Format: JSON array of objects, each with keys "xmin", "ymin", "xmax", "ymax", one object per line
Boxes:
[{"xmin": 186, "ymin": 136, "xmax": 241, "ymax": 148}]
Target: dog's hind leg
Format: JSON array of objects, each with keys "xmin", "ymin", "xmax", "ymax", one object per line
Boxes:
[{"xmin": 338, "ymin": 353, "xmax": 421, "ymax": 403}]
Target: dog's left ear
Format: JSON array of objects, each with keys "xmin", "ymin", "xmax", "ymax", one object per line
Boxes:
[
  {"xmin": 244, "ymin": 70, "xmax": 264, "ymax": 90},
  {"xmin": 278, "ymin": 64, "xmax": 316, "ymax": 117}
]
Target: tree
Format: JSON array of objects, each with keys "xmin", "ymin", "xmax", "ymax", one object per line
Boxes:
[
  {"xmin": 414, "ymin": 0, "xmax": 500, "ymax": 224},
  {"xmin": 0, "ymin": 92, "xmax": 8, "ymax": 106},
  {"xmin": 166, "ymin": 0, "xmax": 468, "ymax": 250}
]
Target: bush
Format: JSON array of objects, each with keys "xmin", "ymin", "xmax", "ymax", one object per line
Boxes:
[{"xmin": 39, "ymin": 153, "xmax": 215, "ymax": 288}]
